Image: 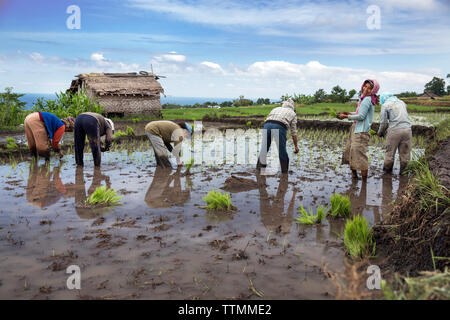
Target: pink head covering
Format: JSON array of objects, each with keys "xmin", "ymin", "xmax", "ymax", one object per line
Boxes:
[
  {"xmin": 355, "ymin": 79, "xmax": 380, "ymax": 115},
  {"xmin": 360, "ymin": 79, "xmax": 379, "ymax": 105}
]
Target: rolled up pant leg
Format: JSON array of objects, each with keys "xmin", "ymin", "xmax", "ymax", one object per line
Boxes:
[
  {"xmin": 398, "ymin": 128, "xmax": 412, "ymax": 173},
  {"xmin": 147, "ymin": 133, "xmax": 172, "ymax": 168}
]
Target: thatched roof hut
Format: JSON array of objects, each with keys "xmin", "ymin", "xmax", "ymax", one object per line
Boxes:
[
  {"xmin": 417, "ymin": 91, "xmax": 440, "ymax": 100},
  {"xmin": 68, "ymin": 72, "xmax": 165, "ymax": 117}
]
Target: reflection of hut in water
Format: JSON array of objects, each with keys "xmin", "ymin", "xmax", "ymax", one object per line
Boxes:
[{"xmin": 68, "ymin": 72, "xmax": 165, "ymax": 118}]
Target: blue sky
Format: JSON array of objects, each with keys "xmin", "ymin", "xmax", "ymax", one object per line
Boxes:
[{"xmin": 0, "ymin": 0, "xmax": 449, "ymax": 98}]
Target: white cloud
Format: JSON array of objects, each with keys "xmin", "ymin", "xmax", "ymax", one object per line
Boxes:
[
  {"xmin": 154, "ymin": 53, "xmax": 186, "ymax": 63},
  {"xmin": 200, "ymin": 61, "xmax": 225, "ymax": 74},
  {"xmin": 90, "ymin": 52, "xmax": 106, "ymax": 62},
  {"xmin": 29, "ymin": 52, "xmax": 45, "ymax": 62}
]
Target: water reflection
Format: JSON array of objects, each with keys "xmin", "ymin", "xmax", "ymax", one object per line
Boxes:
[
  {"xmin": 256, "ymin": 173, "xmax": 295, "ymax": 234},
  {"xmin": 145, "ymin": 167, "xmax": 191, "ymax": 208},
  {"xmin": 74, "ymin": 166, "xmax": 112, "ymax": 219},
  {"xmin": 26, "ymin": 160, "xmax": 74, "ymax": 209}
]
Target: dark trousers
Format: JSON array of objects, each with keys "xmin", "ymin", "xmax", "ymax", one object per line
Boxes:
[
  {"xmin": 258, "ymin": 122, "xmax": 289, "ymax": 172},
  {"xmin": 74, "ymin": 114, "xmax": 101, "ymax": 167}
]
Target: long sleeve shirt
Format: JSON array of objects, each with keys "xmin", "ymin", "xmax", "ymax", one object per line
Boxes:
[
  {"xmin": 348, "ymin": 96, "xmax": 374, "ymax": 133},
  {"xmin": 145, "ymin": 121, "xmax": 184, "ymax": 164},
  {"xmin": 81, "ymin": 112, "xmax": 114, "ymax": 151},
  {"xmin": 377, "ymin": 98, "xmax": 411, "ymax": 137}
]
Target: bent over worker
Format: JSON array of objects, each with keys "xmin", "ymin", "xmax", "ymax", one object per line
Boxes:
[
  {"xmin": 24, "ymin": 111, "xmax": 74, "ymax": 160},
  {"xmin": 377, "ymin": 93, "xmax": 412, "ymax": 174},
  {"xmin": 144, "ymin": 120, "xmax": 192, "ymax": 168},
  {"xmin": 74, "ymin": 112, "xmax": 114, "ymax": 167},
  {"xmin": 256, "ymin": 98, "xmax": 299, "ymax": 173}
]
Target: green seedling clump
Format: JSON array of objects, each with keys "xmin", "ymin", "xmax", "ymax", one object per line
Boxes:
[
  {"xmin": 6, "ymin": 137, "xmax": 18, "ymax": 149},
  {"xmin": 202, "ymin": 190, "xmax": 234, "ymax": 211},
  {"xmin": 295, "ymin": 205, "xmax": 327, "ymax": 224},
  {"xmin": 126, "ymin": 126, "xmax": 135, "ymax": 136},
  {"xmin": 369, "ymin": 129, "xmax": 377, "ymax": 136},
  {"xmin": 113, "ymin": 130, "xmax": 127, "ymax": 139},
  {"xmin": 86, "ymin": 186, "xmax": 122, "ymax": 206},
  {"xmin": 343, "ymin": 215, "xmax": 374, "ymax": 259},
  {"xmin": 330, "ymin": 193, "xmax": 351, "ymax": 217},
  {"xmin": 246, "ymin": 121, "xmax": 252, "ymax": 126},
  {"xmin": 185, "ymin": 158, "xmax": 194, "ymax": 172},
  {"xmin": 329, "ymin": 109, "xmax": 337, "ymax": 118}
]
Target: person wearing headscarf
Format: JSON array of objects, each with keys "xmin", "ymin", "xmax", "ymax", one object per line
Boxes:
[
  {"xmin": 340, "ymin": 79, "xmax": 380, "ymax": 180},
  {"xmin": 256, "ymin": 98, "xmax": 299, "ymax": 173},
  {"xmin": 74, "ymin": 112, "xmax": 114, "ymax": 167},
  {"xmin": 144, "ymin": 120, "xmax": 192, "ymax": 168},
  {"xmin": 377, "ymin": 93, "xmax": 412, "ymax": 174},
  {"xmin": 24, "ymin": 111, "xmax": 74, "ymax": 160}
]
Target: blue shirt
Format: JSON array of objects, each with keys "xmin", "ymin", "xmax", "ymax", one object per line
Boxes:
[{"xmin": 348, "ymin": 97, "xmax": 374, "ymax": 133}]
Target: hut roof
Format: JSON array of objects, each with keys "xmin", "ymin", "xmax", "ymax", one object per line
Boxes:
[
  {"xmin": 69, "ymin": 72, "xmax": 164, "ymax": 97},
  {"xmin": 419, "ymin": 91, "xmax": 440, "ymax": 99}
]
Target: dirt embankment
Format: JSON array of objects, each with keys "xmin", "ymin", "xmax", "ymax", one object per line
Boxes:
[{"xmin": 373, "ymin": 137, "xmax": 450, "ymax": 276}]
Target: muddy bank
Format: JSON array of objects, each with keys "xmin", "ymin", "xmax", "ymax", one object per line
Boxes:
[{"xmin": 373, "ymin": 136, "xmax": 450, "ymax": 276}]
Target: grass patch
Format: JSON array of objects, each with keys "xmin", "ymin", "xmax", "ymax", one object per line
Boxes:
[
  {"xmin": 113, "ymin": 126, "xmax": 135, "ymax": 139},
  {"xmin": 86, "ymin": 186, "xmax": 122, "ymax": 206},
  {"xmin": 295, "ymin": 205, "xmax": 327, "ymax": 224},
  {"xmin": 329, "ymin": 193, "xmax": 351, "ymax": 217},
  {"xmin": 343, "ymin": 215, "xmax": 374, "ymax": 259},
  {"xmin": 382, "ymin": 268, "xmax": 450, "ymax": 300},
  {"xmin": 413, "ymin": 163, "xmax": 450, "ymax": 211},
  {"xmin": 202, "ymin": 190, "xmax": 235, "ymax": 211}
]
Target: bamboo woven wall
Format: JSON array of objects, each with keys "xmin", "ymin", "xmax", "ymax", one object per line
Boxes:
[{"xmin": 96, "ymin": 95, "xmax": 162, "ymax": 117}]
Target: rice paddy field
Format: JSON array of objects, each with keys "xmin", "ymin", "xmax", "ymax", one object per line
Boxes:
[{"xmin": 0, "ymin": 122, "xmax": 431, "ymax": 299}]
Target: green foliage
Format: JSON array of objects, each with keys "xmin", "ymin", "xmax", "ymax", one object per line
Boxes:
[
  {"xmin": 382, "ymin": 268, "xmax": 450, "ymax": 300},
  {"xmin": 86, "ymin": 186, "xmax": 122, "ymax": 206},
  {"xmin": 256, "ymin": 98, "xmax": 271, "ymax": 105},
  {"xmin": 314, "ymin": 89, "xmax": 327, "ymax": 103},
  {"xmin": 369, "ymin": 129, "xmax": 377, "ymax": 136},
  {"xmin": 0, "ymin": 87, "xmax": 27, "ymax": 127},
  {"xmin": 424, "ymin": 77, "xmax": 446, "ymax": 96},
  {"xmin": 343, "ymin": 215, "xmax": 374, "ymax": 258},
  {"xmin": 185, "ymin": 158, "xmax": 194, "ymax": 172},
  {"xmin": 5, "ymin": 137, "xmax": 18, "ymax": 149},
  {"xmin": 246, "ymin": 121, "xmax": 252, "ymax": 126},
  {"xmin": 329, "ymin": 193, "xmax": 351, "ymax": 217},
  {"xmin": 202, "ymin": 190, "xmax": 234, "ymax": 211},
  {"xmin": 413, "ymin": 163, "xmax": 450, "ymax": 211},
  {"xmin": 328, "ymin": 109, "xmax": 337, "ymax": 118},
  {"xmin": 126, "ymin": 126, "xmax": 135, "ymax": 136},
  {"xmin": 233, "ymin": 95, "xmax": 253, "ymax": 107},
  {"xmin": 295, "ymin": 205, "xmax": 327, "ymax": 224},
  {"xmin": 32, "ymin": 90, "xmax": 103, "ymax": 119},
  {"xmin": 131, "ymin": 118, "xmax": 140, "ymax": 123}
]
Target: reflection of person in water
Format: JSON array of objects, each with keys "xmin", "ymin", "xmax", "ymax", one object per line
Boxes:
[
  {"xmin": 26, "ymin": 160, "xmax": 72, "ymax": 208},
  {"xmin": 381, "ymin": 173, "xmax": 408, "ymax": 217},
  {"xmin": 145, "ymin": 167, "xmax": 191, "ymax": 208},
  {"xmin": 74, "ymin": 166, "xmax": 111, "ymax": 219},
  {"xmin": 346, "ymin": 179, "xmax": 368, "ymax": 217},
  {"xmin": 256, "ymin": 173, "xmax": 296, "ymax": 234}
]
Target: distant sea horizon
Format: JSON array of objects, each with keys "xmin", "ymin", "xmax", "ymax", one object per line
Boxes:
[{"xmin": 20, "ymin": 93, "xmax": 274, "ymax": 109}]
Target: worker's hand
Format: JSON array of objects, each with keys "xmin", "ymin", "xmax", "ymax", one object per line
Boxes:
[
  {"xmin": 59, "ymin": 151, "xmax": 64, "ymax": 159},
  {"xmin": 294, "ymin": 145, "xmax": 299, "ymax": 154},
  {"xmin": 338, "ymin": 113, "xmax": 348, "ymax": 120}
]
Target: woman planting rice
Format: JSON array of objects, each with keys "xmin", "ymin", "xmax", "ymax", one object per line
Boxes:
[
  {"xmin": 339, "ymin": 79, "xmax": 380, "ymax": 180},
  {"xmin": 377, "ymin": 92, "xmax": 412, "ymax": 174},
  {"xmin": 24, "ymin": 111, "xmax": 74, "ymax": 160}
]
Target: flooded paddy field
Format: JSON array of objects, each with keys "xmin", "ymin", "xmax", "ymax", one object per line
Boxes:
[{"xmin": 0, "ymin": 125, "xmax": 427, "ymax": 299}]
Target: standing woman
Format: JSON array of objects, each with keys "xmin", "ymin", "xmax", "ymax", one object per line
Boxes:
[
  {"xmin": 377, "ymin": 93, "xmax": 412, "ymax": 174},
  {"xmin": 74, "ymin": 112, "xmax": 114, "ymax": 167},
  {"xmin": 340, "ymin": 79, "xmax": 379, "ymax": 180},
  {"xmin": 24, "ymin": 111, "xmax": 74, "ymax": 160}
]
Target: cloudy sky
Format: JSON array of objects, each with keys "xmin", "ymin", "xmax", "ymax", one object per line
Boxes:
[{"xmin": 0, "ymin": 0, "xmax": 449, "ymax": 98}]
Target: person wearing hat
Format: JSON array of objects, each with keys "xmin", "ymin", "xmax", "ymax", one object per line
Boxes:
[
  {"xmin": 74, "ymin": 112, "xmax": 114, "ymax": 167},
  {"xmin": 24, "ymin": 111, "xmax": 74, "ymax": 160},
  {"xmin": 144, "ymin": 120, "xmax": 192, "ymax": 168},
  {"xmin": 377, "ymin": 93, "xmax": 412, "ymax": 174}
]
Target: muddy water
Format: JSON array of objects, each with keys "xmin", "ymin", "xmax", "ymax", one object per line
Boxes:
[{"xmin": 0, "ymin": 129, "xmax": 416, "ymax": 300}]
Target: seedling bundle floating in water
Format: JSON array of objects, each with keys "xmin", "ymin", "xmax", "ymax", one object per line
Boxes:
[
  {"xmin": 202, "ymin": 190, "xmax": 235, "ymax": 211},
  {"xmin": 86, "ymin": 186, "xmax": 122, "ymax": 206},
  {"xmin": 343, "ymin": 215, "xmax": 374, "ymax": 259},
  {"xmin": 295, "ymin": 205, "xmax": 327, "ymax": 224},
  {"xmin": 329, "ymin": 193, "xmax": 351, "ymax": 217}
]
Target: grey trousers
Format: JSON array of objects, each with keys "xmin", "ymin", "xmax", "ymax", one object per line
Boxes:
[
  {"xmin": 146, "ymin": 133, "xmax": 172, "ymax": 168},
  {"xmin": 384, "ymin": 128, "xmax": 412, "ymax": 173}
]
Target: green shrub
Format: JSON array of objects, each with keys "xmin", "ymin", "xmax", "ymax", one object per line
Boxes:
[
  {"xmin": 329, "ymin": 193, "xmax": 351, "ymax": 217},
  {"xmin": 86, "ymin": 186, "xmax": 122, "ymax": 206},
  {"xmin": 202, "ymin": 190, "xmax": 234, "ymax": 211},
  {"xmin": 32, "ymin": 90, "xmax": 103, "ymax": 119},
  {"xmin": 343, "ymin": 215, "xmax": 374, "ymax": 258},
  {"xmin": 295, "ymin": 205, "xmax": 327, "ymax": 224},
  {"xmin": 126, "ymin": 126, "xmax": 135, "ymax": 135},
  {"xmin": 0, "ymin": 87, "xmax": 27, "ymax": 127},
  {"xmin": 6, "ymin": 137, "xmax": 18, "ymax": 149}
]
